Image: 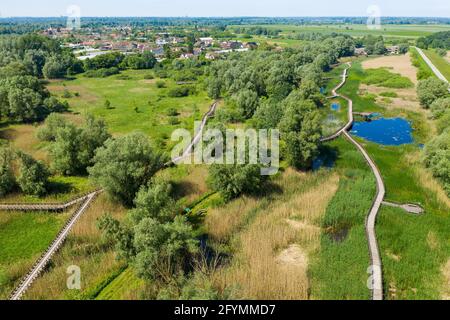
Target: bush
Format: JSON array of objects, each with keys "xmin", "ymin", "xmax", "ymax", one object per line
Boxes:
[
  {"xmin": 156, "ymin": 80, "xmax": 166, "ymax": 88},
  {"xmin": 430, "ymin": 97, "xmax": 450, "ymax": 119},
  {"xmin": 417, "ymin": 78, "xmax": 449, "ymax": 108},
  {"xmin": 166, "ymin": 108, "xmax": 179, "ymax": 116},
  {"xmin": 0, "ymin": 147, "xmax": 15, "ymax": 197},
  {"xmin": 424, "ymin": 131, "xmax": 450, "ymax": 195},
  {"xmin": 144, "ymin": 73, "xmax": 155, "ymax": 80},
  {"xmin": 37, "ymin": 113, "xmax": 68, "ymax": 141},
  {"xmin": 168, "ymin": 86, "xmax": 195, "ymax": 98},
  {"xmin": 17, "ymin": 152, "xmax": 50, "ymax": 196},
  {"xmin": 379, "ymin": 91, "xmax": 398, "ymax": 98},
  {"xmin": 207, "ymin": 163, "xmax": 267, "ymax": 202},
  {"xmin": 84, "ymin": 67, "xmax": 120, "ymax": 78}
]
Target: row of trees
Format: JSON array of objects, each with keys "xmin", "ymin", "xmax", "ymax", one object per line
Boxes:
[
  {"xmin": 416, "ymin": 31, "xmax": 450, "ymax": 50},
  {"xmin": 419, "ymin": 78, "xmax": 450, "ymax": 195}
]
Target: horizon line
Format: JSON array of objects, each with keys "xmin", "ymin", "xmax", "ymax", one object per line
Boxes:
[{"xmin": 2, "ymin": 15, "xmax": 450, "ymax": 19}]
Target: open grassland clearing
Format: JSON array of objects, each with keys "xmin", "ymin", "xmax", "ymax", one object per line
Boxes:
[
  {"xmin": 0, "ymin": 210, "xmax": 71, "ymax": 299},
  {"xmin": 47, "ymin": 69, "xmax": 213, "ymax": 152},
  {"xmin": 206, "ymin": 168, "xmax": 340, "ymax": 299}
]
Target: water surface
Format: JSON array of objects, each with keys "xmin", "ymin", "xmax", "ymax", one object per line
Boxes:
[{"xmin": 350, "ymin": 117, "xmax": 414, "ymax": 146}]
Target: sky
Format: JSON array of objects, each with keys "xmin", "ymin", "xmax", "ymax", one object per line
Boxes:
[{"xmin": 0, "ymin": 0, "xmax": 449, "ymax": 18}]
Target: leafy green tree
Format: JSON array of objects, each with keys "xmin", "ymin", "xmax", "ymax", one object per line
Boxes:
[
  {"xmin": 133, "ymin": 216, "xmax": 198, "ymax": 281},
  {"xmin": 23, "ymin": 49, "xmax": 47, "ymax": 77},
  {"xmin": 16, "ymin": 151, "xmax": 50, "ymax": 196},
  {"xmin": 78, "ymin": 114, "xmax": 111, "ymax": 169},
  {"xmin": 0, "ymin": 146, "xmax": 15, "ymax": 197},
  {"xmin": 88, "ymin": 132, "xmax": 165, "ymax": 206},
  {"xmin": 208, "ymin": 163, "xmax": 267, "ymax": 202},
  {"xmin": 233, "ymin": 89, "xmax": 259, "ymax": 119},
  {"xmin": 97, "ymin": 214, "xmax": 135, "ymax": 260},
  {"xmin": 42, "ymin": 55, "xmax": 67, "ymax": 79},
  {"xmin": 50, "ymin": 123, "xmax": 83, "ymax": 175},
  {"xmin": 430, "ymin": 97, "xmax": 450, "ymax": 119},
  {"xmin": 417, "ymin": 78, "xmax": 449, "ymax": 108},
  {"xmin": 36, "ymin": 113, "xmax": 68, "ymax": 141},
  {"xmin": 129, "ymin": 180, "xmax": 177, "ymax": 224},
  {"xmin": 424, "ymin": 131, "xmax": 450, "ymax": 195},
  {"xmin": 437, "ymin": 109, "xmax": 450, "ymax": 134},
  {"xmin": 253, "ymin": 98, "xmax": 283, "ymax": 129},
  {"xmin": 278, "ymin": 94, "xmax": 322, "ymax": 169}
]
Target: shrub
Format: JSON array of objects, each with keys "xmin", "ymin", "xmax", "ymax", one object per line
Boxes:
[
  {"xmin": 166, "ymin": 108, "xmax": 179, "ymax": 116},
  {"xmin": 156, "ymin": 80, "xmax": 166, "ymax": 88},
  {"xmin": 168, "ymin": 86, "xmax": 196, "ymax": 98},
  {"xmin": 84, "ymin": 67, "xmax": 120, "ymax": 78},
  {"xmin": 417, "ymin": 78, "xmax": 449, "ymax": 108},
  {"xmin": 379, "ymin": 92, "xmax": 398, "ymax": 98},
  {"xmin": 17, "ymin": 152, "xmax": 50, "ymax": 196}
]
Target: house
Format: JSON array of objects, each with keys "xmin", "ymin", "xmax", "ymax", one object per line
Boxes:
[
  {"xmin": 387, "ymin": 46, "xmax": 400, "ymax": 55},
  {"xmin": 180, "ymin": 53, "xmax": 194, "ymax": 59},
  {"xmin": 354, "ymin": 47, "xmax": 368, "ymax": 56},
  {"xmin": 199, "ymin": 37, "xmax": 214, "ymax": 46}
]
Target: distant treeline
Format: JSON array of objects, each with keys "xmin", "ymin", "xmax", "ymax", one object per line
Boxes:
[
  {"xmin": 416, "ymin": 31, "xmax": 450, "ymax": 50},
  {"xmin": 1, "ymin": 17, "xmax": 449, "ymax": 34}
]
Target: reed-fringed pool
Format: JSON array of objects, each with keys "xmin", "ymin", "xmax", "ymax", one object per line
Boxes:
[{"xmin": 350, "ymin": 117, "xmax": 414, "ymax": 146}]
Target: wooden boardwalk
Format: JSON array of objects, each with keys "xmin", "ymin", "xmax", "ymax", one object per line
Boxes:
[
  {"xmin": 9, "ymin": 190, "xmax": 101, "ymax": 300},
  {"xmin": 322, "ymin": 62, "xmax": 384, "ymax": 300}
]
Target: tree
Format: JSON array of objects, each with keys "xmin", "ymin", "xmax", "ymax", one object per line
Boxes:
[
  {"xmin": 0, "ymin": 146, "xmax": 15, "ymax": 196},
  {"xmin": 129, "ymin": 180, "xmax": 177, "ymax": 224},
  {"xmin": 88, "ymin": 132, "xmax": 165, "ymax": 206},
  {"xmin": 50, "ymin": 123, "xmax": 83, "ymax": 175},
  {"xmin": 233, "ymin": 89, "xmax": 259, "ymax": 119},
  {"xmin": 133, "ymin": 216, "xmax": 198, "ymax": 281},
  {"xmin": 430, "ymin": 97, "xmax": 450, "ymax": 119},
  {"xmin": 208, "ymin": 163, "xmax": 267, "ymax": 202},
  {"xmin": 16, "ymin": 151, "xmax": 50, "ymax": 196},
  {"xmin": 43, "ymin": 55, "xmax": 67, "ymax": 79},
  {"xmin": 78, "ymin": 114, "xmax": 111, "ymax": 169},
  {"xmin": 424, "ymin": 131, "xmax": 450, "ymax": 195},
  {"xmin": 278, "ymin": 94, "xmax": 322, "ymax": 169},
  {"xmin": 417, "ymin": 78, "xmax": 449, "ymax": 108},
  {"xmin": 36, "ymin": 113, "xmax": 68, "ymax": 141}
]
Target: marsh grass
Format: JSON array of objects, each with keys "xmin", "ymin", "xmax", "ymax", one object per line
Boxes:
[{"xmin": 207, "ymin": 168, "xmax": 339, "ymax": 300}]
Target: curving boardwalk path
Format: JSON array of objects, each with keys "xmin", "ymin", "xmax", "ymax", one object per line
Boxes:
[
  {"xmin": 9, "ymin": 190, "xmax": 101, "ymax": 300},
  {"xmin": 322, "ymin": 62, "xmax": 384, "ymax": 300}
]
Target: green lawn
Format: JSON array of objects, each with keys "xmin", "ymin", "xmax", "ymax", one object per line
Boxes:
[
  {"xmin": 47, "ymin": 69, "xmax": 213, "ymax": 152},
  {"xmin": 423, "ymin": 49, "xmax": 450, "ymax": 82}
]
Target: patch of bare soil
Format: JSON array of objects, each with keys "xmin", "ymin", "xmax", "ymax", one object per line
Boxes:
[
  {"xmin": 276, "ymin": 244, "xmax": 308, "ymax": 270},
  {"xmin": 359, "ymin": 84, "xmax": 424, "ymax": 113},
  {"xmin": 362, "ymin": 53, "xmax": 418, "ymax": 84}
]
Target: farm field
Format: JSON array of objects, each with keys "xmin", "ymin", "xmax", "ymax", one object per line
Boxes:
[{"xmin": 229, "ymin": 24, "xmax": 450, "ymax": 38}]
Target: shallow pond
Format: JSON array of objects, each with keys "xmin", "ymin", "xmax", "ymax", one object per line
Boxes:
[
  {"xmin": 350, "ymin": 117, "xmax": 414, "ymax": 146},
  {"xmin": 331, "ymin": 103, "xmax": 341, "ymax": 111}
]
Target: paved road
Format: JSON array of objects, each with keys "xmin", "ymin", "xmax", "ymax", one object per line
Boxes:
[
  {"xmin": 325, "ymin": 62, "xmax": 384, "ymax": 300},
  {"xmin": 9, "ymin": 191, "xmax": 101, "ymax": 300},
  {"xmin": 413, "ymin": 47, "xmax": 450, "ymax": 92}
]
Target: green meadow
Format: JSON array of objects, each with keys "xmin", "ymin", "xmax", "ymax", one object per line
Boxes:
[{"xmin": 47, "ymin": 69, "xmax": 213, "ymax": 151}]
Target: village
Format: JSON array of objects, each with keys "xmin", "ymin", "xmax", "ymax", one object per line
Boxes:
[{"xmin": 42, "ymin": 26, "xmax": 258, "ymax": 61}]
